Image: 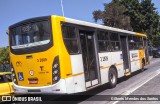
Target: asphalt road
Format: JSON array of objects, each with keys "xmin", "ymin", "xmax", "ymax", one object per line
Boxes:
[
  {"xmin": 117, "ymin": 74, "xmax": 160, "ymax": 104},
  {"xmin": 80, "ymin": 58, "xmax": 160, "ymax": 104},
  {"xmin": 2, "ymin": 58, "xmax": 160, "ymax": 104}
]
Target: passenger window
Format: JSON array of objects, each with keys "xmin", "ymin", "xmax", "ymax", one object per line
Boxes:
[
  {"xmin": 62, "ymin": 25, "xmax": 79, "ymax": 54},
  {"xmin": 138, "ymin": 37, "xmax": 144, "ymax": 49},
  {"xmin": 133, "ymin": 36, "xmax": 138, "ymax": 42},
  {"xmin": 128, "ymin": 36, "xmax": 144, "ymax": 50},
  {"xmin": 115, "ymin": 42, "xmax": 120, "ymax": 50},
  {"xmin": 139, "ymin": 42, "xmax": 143, "ymax": 49},
  {"xmin": 128, "ymin": 36, "xmax": 134, "ymax": 50},
  {"xmin": 129, "ymin": 43, "xmax": 134, "ymax": 50},
  {"xmin": 97, "ymin": 31, "xmax": 109, "ymax": 40},
  {"xmin": 98, "ymin": 41, "xmax": 106, "ymax": 52},
  {"xmin": 62, "ymin": 26, "xmax": 76, "ymax": 39},
  {"xmin": 97, "ymin": 31, "xmax": 110, "ymax": 52},
  {"xmin": 110, "ymin": 33, "xmax": 119, "ymax": 41},
  {"xmin": 110, "ymin": 33, "xmax": 120, "ymax": 51}
]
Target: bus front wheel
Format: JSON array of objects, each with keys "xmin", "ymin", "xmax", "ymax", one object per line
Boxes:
[{"xmin": 108, "ymin": 67, "xmax": 117, "ymax": 88}]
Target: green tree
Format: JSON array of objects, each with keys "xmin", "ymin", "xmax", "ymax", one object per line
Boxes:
[
  {"xmin": 120, "ymin": 0, "xmax": 142, "ymax": 32},
  {"xmin": 93, "ymin": 0, "xmax": 132, "ymax": 30},
  {"xmin": 0, "ymin": 47, "xmax": 10, "ymax": 71},
  {"xmin": 120, "ymin": 0, "xmax": 160, "ymax": 45}
]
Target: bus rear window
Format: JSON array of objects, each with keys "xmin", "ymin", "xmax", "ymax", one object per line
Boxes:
[{"xmin": 10, "ymin": 20, "xmax": 51, "ymax": 49}]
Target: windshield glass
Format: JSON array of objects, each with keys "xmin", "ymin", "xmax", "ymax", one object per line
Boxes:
[{"xmin": 10, "ymin": 20, "xmax": 51, "ymax": 49}]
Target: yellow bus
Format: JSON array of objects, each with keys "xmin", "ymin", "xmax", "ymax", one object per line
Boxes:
[{"xmin": 8, "ymin": 15, "xmax": 149, "ymax": 94}]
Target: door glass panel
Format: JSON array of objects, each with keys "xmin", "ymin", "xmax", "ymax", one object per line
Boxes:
[
  {"xmin": 120, "ymin": 36, "xmax": 130, "ymax": 72},
  {"xmin": 79, "ymin": 31, "xmax": 98, "ymax": 84},
  {"xmin": 80, "ymin": 33, "xmax": 89, "ymax": 81},
  {"xmin": 87, "ymin": 35, "xmax": 97, "ymax": 80}
]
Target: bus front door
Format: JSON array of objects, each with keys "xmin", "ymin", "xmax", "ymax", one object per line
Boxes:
[
  {"xmin": 79, "ymin": 30, "xmax": 99, "ymax": 88},
  {"xmin": 120, "ymin": 36, "xmax": 131, "ymax": 75}
]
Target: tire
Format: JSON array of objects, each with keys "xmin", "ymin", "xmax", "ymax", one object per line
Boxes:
[{"xmin": 108, "ymin": 67, "xmax": 117, "ymax": 88}]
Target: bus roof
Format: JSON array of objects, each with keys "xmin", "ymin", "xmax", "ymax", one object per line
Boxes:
[
  {"xmin": 9, "ymin": 15, "xmax": 147, "ymax": 37},
  {"xmin": 63, "ymin": 16, "xmax": 147, "ymax": 37}
]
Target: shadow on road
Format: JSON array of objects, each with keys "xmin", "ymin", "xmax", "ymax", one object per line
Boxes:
[
  {"xmin": 118, "ymin": 68, "xmax": 148, "ymax": 83},
  {"xmin": 37, "ymin": 68, "xmax": 149, "ymax": 104},
  {"xmin": 0, "ymin": 68, "xmax": 148, "ymax": 104}
]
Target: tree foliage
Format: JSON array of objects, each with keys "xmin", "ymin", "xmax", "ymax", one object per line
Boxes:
[
  {"xmin": 120, "ymin": 0, "xmax": 160, "ymax": 38},
  {"xmin": 93, "ymin": 0, "xmax": 132, "ymax": 30},
  {"xmin": 0, "ymin": 47, "xmax": 10, "ymax": 71},
  {"xmin": 123, "ymin": 0, "xmax": 160, "ymax": 46}
]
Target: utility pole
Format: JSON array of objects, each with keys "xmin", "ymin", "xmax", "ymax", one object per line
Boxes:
[{"xmin": 60, "ymin": 0, "xmax": 65, "ymax": 16}]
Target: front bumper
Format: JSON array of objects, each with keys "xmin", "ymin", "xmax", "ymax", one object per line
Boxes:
[{"xmin": 13, "ymin": 79, "xmax": 66, "ymax": 94}]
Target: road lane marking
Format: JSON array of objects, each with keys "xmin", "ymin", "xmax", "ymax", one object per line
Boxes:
[{"xmin": 109, "ymin": 68, "xmax": 160, "ymax": 104}]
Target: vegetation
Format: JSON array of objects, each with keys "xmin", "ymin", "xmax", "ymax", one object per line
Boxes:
[
  {"xmin": 120, "ymin": 0, "xmax": 160, "ymax": 46},
  {"xmin": 93, "ymin": 0, "xmax": 132, "ymax": 30},
  {"xmin": 92, "ymin": 0, "xmax": 160, "ymax": 46},
  {"xmin": 0, "ymin": 47, "xmax": 10, "ymax": 72}
]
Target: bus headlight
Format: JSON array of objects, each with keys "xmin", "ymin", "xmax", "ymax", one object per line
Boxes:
[{"xmin": 52, "ymin": 56, "xmax": 60, "ymax": 84}]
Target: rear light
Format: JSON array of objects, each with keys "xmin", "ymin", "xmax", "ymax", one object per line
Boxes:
[
  {"xmin": 11, "ymin": 64, "xmax": 18, "ymax": 85},
  {"xmin": 52, "ymin": 56, "xmax": 60, "ymax": 84},
  {"xmin": 53, "ymin": 70, "xmax": 58, "ymax": 74},
  {"xmin": 56, "ymin": 89, "xmax": 60, "ymax": 91},
  {"xmin": 53, "ymin": 63, "xmax": 59, "ymax": 69},
  {"xmin": 54, "ymin": 76, "xmax": 58, "ymax": 80}
]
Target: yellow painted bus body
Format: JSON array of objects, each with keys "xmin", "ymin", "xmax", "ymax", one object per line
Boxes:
[{"xmin": 10, "ymin": 16, "xmax": 72, "ymax": 87}]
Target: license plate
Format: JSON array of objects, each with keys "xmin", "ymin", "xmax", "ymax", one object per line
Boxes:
[{"xmin": 29, "ymin": 80, "xmax": 38, "ymax": 84}]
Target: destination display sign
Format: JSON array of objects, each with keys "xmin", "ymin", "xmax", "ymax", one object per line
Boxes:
[{"xmin": 21, "ymin": 24, "xmax": 38, "ymax": 34}]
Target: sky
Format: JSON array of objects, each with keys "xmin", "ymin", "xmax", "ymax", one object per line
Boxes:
[{"xmin": 0, "ymin": 0, "xmax": 159, "ymax": 48}]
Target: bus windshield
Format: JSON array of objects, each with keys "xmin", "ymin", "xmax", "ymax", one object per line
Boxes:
[{"xmin": 10, "ymin": 20, "xmax": 51, "ymax": 49}]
